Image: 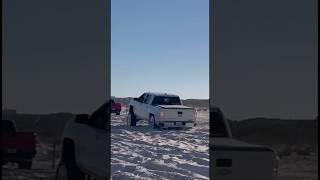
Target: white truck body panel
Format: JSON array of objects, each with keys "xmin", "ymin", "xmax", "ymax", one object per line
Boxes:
[{"xmin": 62, "ymin": 118, "xmax": 107, "ymax": 179}]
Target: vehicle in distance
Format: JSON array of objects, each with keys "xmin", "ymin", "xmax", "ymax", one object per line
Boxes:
[
  {"xmin": 127, "ymin": 92, "xmax": 197, "ymax": 128},
  {"xmin": 210, "ymin": 106, "xmax": 279, "ymax": 180},
  {"xmin": 1, "ymin": 119, "xmax": 37, "ymax": 169},
  {"xmin": 111, "ymin": 99, "xmax": 121, "ymax": 115}
]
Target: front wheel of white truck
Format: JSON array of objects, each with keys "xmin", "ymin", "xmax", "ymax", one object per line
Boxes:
[
  {"xmin": 127, "ymin": 107, "xmax": 137, "ymax": 126},
  {"xmin": 56, "ymin": 140, "xmax": 85, "ymax": 180}
]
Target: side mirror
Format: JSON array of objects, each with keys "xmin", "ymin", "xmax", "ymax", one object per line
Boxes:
[{"xmin": 75, "ymin": 114, "xmax": 89, "ymax": 124}]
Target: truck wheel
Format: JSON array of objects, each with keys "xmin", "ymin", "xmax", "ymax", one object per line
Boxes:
[
  {"xmin": 128, "ymin": 107, "xmax": 137, "ymax": 126},
  {"xmin": 56, "ymin": 160, "xmax": 85, "ymax": 180},
  {"xmin": 149, "ymin": 115, "xmax": 157, "ymax": 129},
  {"xmin": 56, "ymin": 141, "xmax": 85, "ymax": 180},
  {"xmin": 56, "ymin": 162, "xmax": 68, "ymax": 180}
]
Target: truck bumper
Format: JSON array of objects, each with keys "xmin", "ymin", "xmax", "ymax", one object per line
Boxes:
[
  {"xmin": 158, "ymin": 121, "xmax": 196, "ymax": 128},
  {"xmin": 111, "ymin": 109, "xmax": 121, "ymax": 114}
]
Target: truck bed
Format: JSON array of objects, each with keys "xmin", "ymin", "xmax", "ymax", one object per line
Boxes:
[{"xmin": 210, "ymin": 138, "xmax": 278, "ymax": 180}]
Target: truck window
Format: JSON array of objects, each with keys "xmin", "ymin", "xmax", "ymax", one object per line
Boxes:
[
  {"xmin": 210, "ymin": 109, "xmax": 228, "ymax": 137},
  {"xmin": 138, "ymin": 93, "xmax": 146, "ymax": 102},
  {"xmin": 143, "ymin": 94, "xmax": 151, "ymax": 104},
  {"xmin": 152, "ymin": 96, "xmax": 182, "ymax": 106}
]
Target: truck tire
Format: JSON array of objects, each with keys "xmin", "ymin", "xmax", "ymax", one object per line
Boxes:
[
  {"xmin": 56, "ymin": 160, "xmax": 85, "ymax": 180},
  {"xmin": 149, "ymin": 115, "xmax": 157, "ymax": 129},
  {"xmin": 55, "ymin": 140, "xmax": 85, "ymax": 180},
  {"xmin": 128, "ymin": 107, "xmax": 137, "ymax": 126}
]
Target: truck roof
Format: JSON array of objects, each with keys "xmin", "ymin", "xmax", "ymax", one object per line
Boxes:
[{"xmin": 146, "ymin": 92, "xmax": 179, "ymax": 97}]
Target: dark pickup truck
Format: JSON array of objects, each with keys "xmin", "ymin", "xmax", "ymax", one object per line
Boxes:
[{"xmin": 1, "ymin": 120, "xmax": 37, "ymax": 169}]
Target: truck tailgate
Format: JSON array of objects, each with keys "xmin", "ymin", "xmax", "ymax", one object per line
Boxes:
[
  {"xmin": 112, "ymin": 103, "xmax": 121, "ymax": 110},
  {"xmin": 210, "ymin": 138, "xmax": 278, "ymax": 180},
  {"xmin": 157, "ymin": 105, "xmax": 195, "ymax": 121}
]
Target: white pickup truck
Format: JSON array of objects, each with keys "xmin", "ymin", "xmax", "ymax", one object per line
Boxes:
[
  {"xmin": 210, "ymin": 106, "xmax": 279, "ymax": 180},
  {"xmin": 127, "ymin": 92, "xmax": 197, "ymax": 128},
  {"xmin": 55, "ymin": 101, "xmax": 110, "ymax": 180}
]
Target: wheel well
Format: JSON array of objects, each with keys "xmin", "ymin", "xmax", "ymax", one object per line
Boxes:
[{"xmin": 61, "ymin": 138, "xmax": 75, "ymax": 162}]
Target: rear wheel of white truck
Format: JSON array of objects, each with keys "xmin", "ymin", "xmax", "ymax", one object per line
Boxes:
[{"xmin": 149, "ymin": 115, "xmax": 157, "ymax": 129}]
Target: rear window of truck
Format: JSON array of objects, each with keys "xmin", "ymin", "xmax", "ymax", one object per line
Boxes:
[{"xmin": 152, "ymin": 96, "xmax": 182, "ymax": 106}]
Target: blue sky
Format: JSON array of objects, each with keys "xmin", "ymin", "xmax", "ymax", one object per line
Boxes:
[
  {"xmin": 111, "ymin": 0, "xmax": 209, "ymax": 99},
  {"xmin": 3, "ymin": 0, "xmax": 316, "ymax": 118}
]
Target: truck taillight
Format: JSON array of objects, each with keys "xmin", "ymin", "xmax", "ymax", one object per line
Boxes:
[{"xmin": 160, "ymin": 112, "xmax": 164, "ymax": 118}]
